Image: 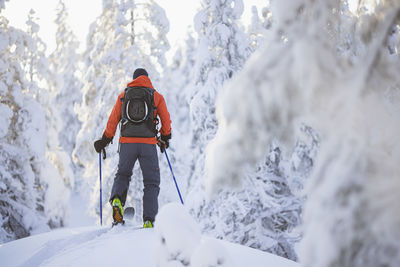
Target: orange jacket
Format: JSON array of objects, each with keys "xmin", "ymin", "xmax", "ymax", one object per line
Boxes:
[{"xmin": 103, "ymin": 75, "xmax": 171, "ymax": 144}]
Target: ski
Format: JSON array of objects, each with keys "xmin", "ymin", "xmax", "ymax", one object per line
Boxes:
[{"xmin": 112, "ymin": 220, "xmax": 125, "ymax": 227}]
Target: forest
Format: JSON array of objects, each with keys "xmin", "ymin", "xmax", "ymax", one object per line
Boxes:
[{"xmin": 0, "ymin": 0, "xmax": 399, "ymax": 266}]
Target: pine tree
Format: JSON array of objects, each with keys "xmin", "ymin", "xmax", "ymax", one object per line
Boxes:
[
  {"xmin": 205, "ymin": 0, "xmax": 400, "ymax": 266},
  {"xmin": 25, "ymin": 8, "xmax": 73, "ymax": 229},
  {"xmin": 162, "ymin": 31, "xmax": 196, "ymax": 135},
  {"xmin": 49, "ymin": 0, "xmax": 83, "ymax": 158},
  {"xmin": 182, "ymin": 0, "xmax": 308, "ymax": 259},
  {"xmin": 159, "ymin": 31, "xmax": 197, "ymax": 203},
  {"xmin": 190, "ymin": 0, "xmax": 251, "ymax": 148},
  {"xmin": 185, "ymin": 0, "xmax": 240, "ymax": 192},
  {"xmin": 248, "ymin": 4, "xmax": 272, "ymax": 50},
  {"xmin": 186, "ymin": 0, "xmax": 252, "ymax": 197},
  {"xmin": 0, "ymin": 17, "xmax": 45, "ymax": 242},
  {"xmin": 0, "ymin": 9, "xmax": 70, "ymax": 242},
  {"xmin": 132, "ymin": 0, "xmax": 170, "ymax": 82},
  {"xmin": 25, "ymin": 9, "xmax": 50, "ymax": 93}
]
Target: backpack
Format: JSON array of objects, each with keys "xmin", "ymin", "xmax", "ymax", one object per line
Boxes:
[{"xmin": 120, "ymin": 86, "xmax": 157, "ymax": 138}]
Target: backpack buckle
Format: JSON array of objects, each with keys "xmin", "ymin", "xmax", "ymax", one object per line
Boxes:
[{"xmin": 121, "ymin": 118, "xmax": 129, "ymax": 126}]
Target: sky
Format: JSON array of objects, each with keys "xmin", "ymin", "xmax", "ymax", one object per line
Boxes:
[{"xmin": 2, "ymin": 0, "xmax": 268, "ymax": 59}]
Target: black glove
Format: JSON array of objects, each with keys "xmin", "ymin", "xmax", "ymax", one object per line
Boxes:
[
  {"xmin": 157, "ymin": 134, "xmax": 171, "ymax": 153},
  {"xmin": 94, "ymin": 134, "xmax": 113, "ymax": 154}
]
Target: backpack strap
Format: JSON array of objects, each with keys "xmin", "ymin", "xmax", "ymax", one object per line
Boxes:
[
  {"xmin": 149, "ymin": 88, "xmax": 157, "ymax": 111},
  {"xmin": 120, "ymin": 87, "xmax": 131, "ymax": 125},
  {"xmin": 120, "ymin": 87, "xmax": 132, "ymax": 101}
]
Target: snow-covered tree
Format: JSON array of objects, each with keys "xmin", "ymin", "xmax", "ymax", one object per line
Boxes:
[
  {"xmin": 0, "ymin": 19, "xmax": 47, "ymax": 241},
  {"xmin": 158, "ymin": 31, "xmax": 198, "ymax": 205},
  {"xmin": 188, "ymin": 126, "xmax": 318, "ymax": 260},
  {"xmin": 248, "ymin": 4, "xmax": 272, "ymax": 50},
  {"xmin": 206, "ymin": 0, "xmax": 400, "ymax": 266},
  {"xmin": 49, "ymin": 0, "xmax": 82, "ymax": 158},
  {"xmin": 181, "ymin": 0, "xmax": 308, "ymax": 259},
  {"xmin": 162, "ymin": 34, "xmax": 196, "ymax": 130},
  {"xmin": 132, "ymin": 0, "xmax": 170, "ymax": 81},
  {"xmin": 25, "ymin": 8, "xmax": 74, "ymax": 193},
  {"xmin": 184, "ymin": 0, "xmax": 252, "ymax": 206},
  {"xmin": 25, "ymin": 10, "xmax": 50, "ymax": 91},
  {"xmin": 190, "ymin": 0, "xmax": 251, "ymax": 144},
  {"xmin": 0, "ymin": 10, "xmax": 70, "ymax": 242},
  {"xmin": 186, "ymin": 0, "xmax": 251, "ymax": 186}
]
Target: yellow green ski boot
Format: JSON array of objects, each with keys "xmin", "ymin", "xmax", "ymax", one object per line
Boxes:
[
  {"xmin": 112, "ymin": 198, "xmax": 124, "ymax": 226},
  {"xmin": 143, "ymin": 220, "xmax": 153, "ymax": 228}
]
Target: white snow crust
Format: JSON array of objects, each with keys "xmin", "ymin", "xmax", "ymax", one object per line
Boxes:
[{"xmin": 0, "ymin": 204, "xmax": 299, "ymax": 267}]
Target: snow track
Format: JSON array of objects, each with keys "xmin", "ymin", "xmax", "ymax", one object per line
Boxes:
[
  {"xmin": 21, "ymin": 227, "xmax": 109, "ymax": 267},
  {"xmin": 0, "ymin": 224, "xmax": 299, "ymax": 267},
  {"xmin": 0, "ymin": 225, "xmax": 154, "ymax": 267}
]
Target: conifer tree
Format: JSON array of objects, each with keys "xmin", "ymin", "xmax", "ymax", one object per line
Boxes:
[
  {"xmin": 25, "ymin": 8, "xmax": 73, "ymax": 228},
  {"xmin": 206, "ymin": 0, "xmax": 400, "ymax": 265},
  {"xmin": 190, "ymin": 0, "xmax": 251, "ymax": 147},
  {"xmin": 182, "ymin": 0, "xmax": 308, "ymax": 259},
  {"xmin": 186, "ymin": 0, "xmax": 251, "ymax": 192},
  {"xmin": 248, "ymin": 5, "xmax": 271, "ymax": 50},
  {"xmin": 159, "ymin": 32, "xmax": 198, "ymax": 202},
  {"xmin": 50, "ymin": 0, "xmax": 82, "ymax": 157},
  {"xmin": 0, "ymin": 7, "xmax": 70, "ymax": 242}
]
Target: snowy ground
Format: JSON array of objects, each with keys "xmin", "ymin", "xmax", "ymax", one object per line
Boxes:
[
  {"xmin": 65, "ymin": 192, "xmax": 97, "ymax": 227},
  {"xmin": 0, "ymin": 226, "xmax": 299, "ymax": 267},
  {"xmin": 0, "ymin": 204, "xmax": 299, "ymax": 267}
]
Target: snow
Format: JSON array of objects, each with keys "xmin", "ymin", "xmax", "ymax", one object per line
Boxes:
[
  {"xmin": 1, "ymin": 0, "xmax": 399, "ymax": 266},
  {"xmin": 66, "ymin": 192, "xmax": 97, "ymax": 228},
  {"xmin": 0, "ymin": 103, "xmax": 12, "ymax": 138},
  {"xmin": 205, "ymin": 1, "xmax": 400, "ymax": 266},
  {"xmin": 155, "ymin": 203, "xmax": 202, "ymax": 265},
  {"xmin": 270, "ymin": 0, "xmax": 306, "ymax": 27},
  {"xmin": 0, "ymin": 204, "xmax": 299, "ymax": 267},
  {"xmin": 1, "ymin": 11, "xmax": 73, "ymax": 242}
]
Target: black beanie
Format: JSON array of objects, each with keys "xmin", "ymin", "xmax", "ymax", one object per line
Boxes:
[{"xmin": 133, "ymin": 68, "xmax": 148, "ymax": 79}]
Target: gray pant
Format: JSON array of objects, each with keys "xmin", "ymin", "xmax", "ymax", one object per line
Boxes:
[{"xmin": 110, "ymin": 143, "xmax": 160, "ymax": 222}]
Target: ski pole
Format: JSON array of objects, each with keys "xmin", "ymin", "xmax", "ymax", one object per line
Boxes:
[
  {"xmin": 164, "ymin": 149, "xmax": 184, "ymax": 205},
  {"xmin": 98, "ymin": 152, "xmax": 103, "ymax": 226}
]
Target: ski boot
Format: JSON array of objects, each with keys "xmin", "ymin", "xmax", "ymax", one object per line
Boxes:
[
  {"xmin": 112, "ymin": 197, "xmax": 125, "ymax": 226},
  {"xmin": 143, "ymin": 220, "xmax": 153, "ymax": 228}
]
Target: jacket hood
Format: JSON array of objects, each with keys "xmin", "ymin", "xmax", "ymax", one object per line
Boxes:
[{"xmin": 127, "ymin": 75, "xmax": 154, "ymax": 89}]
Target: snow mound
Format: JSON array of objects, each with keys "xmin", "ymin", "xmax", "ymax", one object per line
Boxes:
[
  {"xmin": 0, "ymin": 203, "xmax": 299, "ymax": 267},
  {"xmin": 191, "ymin": 238, "xmax": 234, "ymax": 267},
  {"xmin": 155, "ymin": 203, "xmax": 298, "ymax": 267},
  {"xmin": 155, "ymin": 203, "xmax": 202, "ymax": 266}
]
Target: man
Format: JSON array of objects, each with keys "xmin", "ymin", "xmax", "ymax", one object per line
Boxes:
[{"xmin": 94, "ymin": 68, "xmax": 171, "ymax": 228}]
